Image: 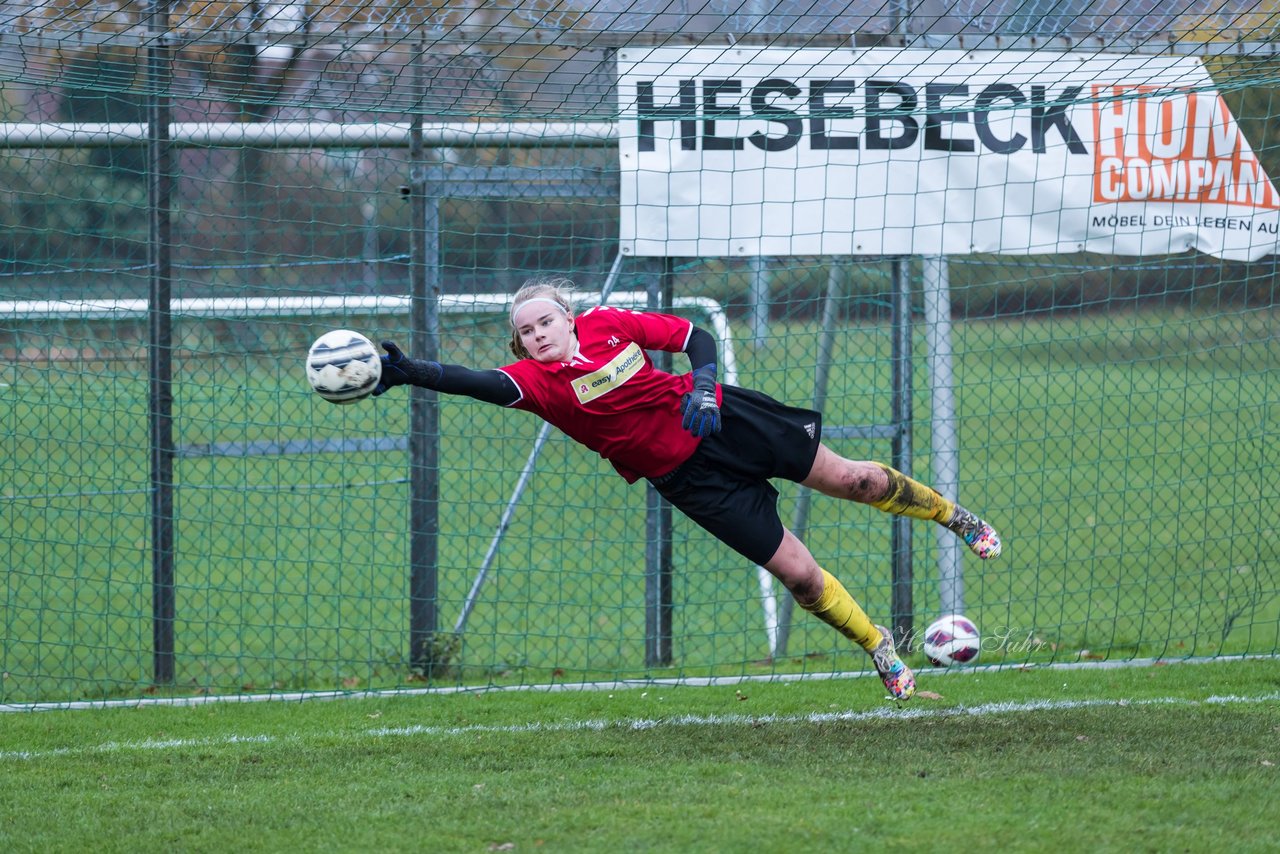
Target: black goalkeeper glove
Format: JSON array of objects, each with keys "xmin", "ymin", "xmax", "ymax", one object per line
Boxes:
[
  {"xmin": 680, "ymin": 365, "xmax": 721, "ymax": 437},
  {"xmin": 373, "ymin": 341, "xmax": 442, "ymax": 395}
]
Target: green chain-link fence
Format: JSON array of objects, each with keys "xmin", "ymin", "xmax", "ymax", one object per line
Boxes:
[{"xmin": 2, "ymin": 2, "xmax": 1279, "ymax": 704}]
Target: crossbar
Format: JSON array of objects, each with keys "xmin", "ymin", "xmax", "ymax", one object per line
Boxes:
[{"xmin": 0, "ymin": 122, "xmax": 617, "ymax": 149}]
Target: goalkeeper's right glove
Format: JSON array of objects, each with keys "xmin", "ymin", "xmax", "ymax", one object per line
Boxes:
[
  {"xmin": 373, "ymin": 340, "xmax": 442, "ymax": 395},
  {"xmin": 680, "ymin": 365, "xmax": 721, "ymax": 437}
]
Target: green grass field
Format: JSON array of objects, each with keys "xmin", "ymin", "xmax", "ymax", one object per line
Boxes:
[
  {"xmin": 1, "ymin": 659, "xmax": 1277, "ymax": 852},
  {"xmin": 3, "ymin": 309, "xmax": 1279, "ymax": 703}
]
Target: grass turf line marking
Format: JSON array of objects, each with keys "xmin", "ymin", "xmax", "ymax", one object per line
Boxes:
[
  {"xmin": 3, "ymin": 654, "xmax": 1274, "ymax": 714},
  {"xmin": 2, "ymin": 691, "xmax": 1277, "ymax": 763}
]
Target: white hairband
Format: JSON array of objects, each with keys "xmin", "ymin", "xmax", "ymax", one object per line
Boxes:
[{"xmin": 510, "ymin": 296, "xmax": 569, "ymax": 328}]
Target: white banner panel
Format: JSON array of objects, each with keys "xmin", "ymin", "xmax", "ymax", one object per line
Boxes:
[{"xmin": 617, "ymin": 47, "xmax": 1280, "ymax": 260}]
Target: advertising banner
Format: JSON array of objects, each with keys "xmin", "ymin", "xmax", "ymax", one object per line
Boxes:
[{"xmin": 617, "ymin": 47, "xmax": 1279, "ymax": 260}]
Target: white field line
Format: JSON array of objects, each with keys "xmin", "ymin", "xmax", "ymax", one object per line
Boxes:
[
  {"xmin": 1, "ymin": 654, "xmax": 1274, "ymax": 714},
  {"xmin": 2, "ymin": 690, "xmax": 1278, "ymax": 763}
]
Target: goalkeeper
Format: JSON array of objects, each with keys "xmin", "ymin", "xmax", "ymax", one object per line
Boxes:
[{"xmin": 372, "ymin": 277, "xmax": 1002, "ymax": 701}]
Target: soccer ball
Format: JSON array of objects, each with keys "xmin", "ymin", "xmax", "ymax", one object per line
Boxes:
[
  {"xmin": 922, "ymin": 614, "xmax": 981, "ymax": 667},
  {"xmin": 306, "ymin": 330, "xmax": 382, "ymax": 404}
]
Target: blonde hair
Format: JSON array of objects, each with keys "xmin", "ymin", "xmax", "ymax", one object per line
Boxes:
[{"xmin": 509, "ymin": 277, "xmax": 576, "ymax": 358}]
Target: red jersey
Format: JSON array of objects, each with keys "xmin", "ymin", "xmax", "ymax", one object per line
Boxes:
[{"xmin": 498, "ymin": 306, "xmax": 719, "ymax": 483}]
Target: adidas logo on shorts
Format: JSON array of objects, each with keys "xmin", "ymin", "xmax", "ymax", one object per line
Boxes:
[{"xmin": 804, "ymin": 422, "xmax": 816, "ymax": 439}]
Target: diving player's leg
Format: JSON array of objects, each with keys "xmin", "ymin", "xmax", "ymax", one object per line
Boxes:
[
  {"xmin": 766, "ymin": 530, "xmax": 915, "ymax": 701},
  {"xmin": 802, "ymin": 447, "xmax": 1003, "ymax": 560}
]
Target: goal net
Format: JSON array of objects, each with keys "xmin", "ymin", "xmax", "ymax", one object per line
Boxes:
[{"xmin": 2, "ymin": 2, "xmax": 1278, "ymax": 704}]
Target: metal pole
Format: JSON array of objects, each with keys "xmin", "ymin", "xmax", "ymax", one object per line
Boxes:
[
  {"xmin": 891, "ymin": 0, "xmax": 912, "ymax": 41},
  {"xmin": 644, "ymin": 257, "xmax": 674, "ymax": 666},
  {"xmin": 889, "ymin": 258, "xmax": 914, "ymax": 648},
  {"xmin": 889, "ymin": 0, "xmax": 919, "ymax": 649},
  {"xmin": 0, "ymin": 121, "xmax": 620, "ymax": 150},
  {"xmin": 922, "ymin": 256, "xmax": 964, "ymax": 614},
  {"xmin": 147, "ymin": 0, "xmax": 175, "ymax": 686},
  {"xmin": 775, "ymin": 261, "xmax": 844, "ymax": 656},
  {"xmin": 749, "ymin": 255, "xmax": 770, "ymax": 347},
  {"xmin": 748, "ymin": 0, "xmax": 774, "ymax": 347},
  {"xmin": 408, "ymin": 42, "xmax": 442, "ymax": 673}
]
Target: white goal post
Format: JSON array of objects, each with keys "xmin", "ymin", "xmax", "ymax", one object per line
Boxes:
[{"xmin": 1, "ymin": 290, "xmax": 783, "ymax": 655}]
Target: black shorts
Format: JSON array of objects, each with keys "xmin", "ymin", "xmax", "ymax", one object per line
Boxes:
[{"xmin": 649, "ymin": 385, "xmax": 822, "ymax": 566}]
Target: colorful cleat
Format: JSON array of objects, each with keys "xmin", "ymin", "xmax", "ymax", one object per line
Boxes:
[
  {"xmin": 948, "ymin": 507, "xmax": 1003, "ymax": 560},
  {"xmin": 871, "ymin": 625, "xmax": 916, "ymax": 700}
]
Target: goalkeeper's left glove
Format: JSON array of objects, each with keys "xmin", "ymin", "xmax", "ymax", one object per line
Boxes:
[
  {"xmin": 680, "ymin": 365, "xmax": 721, "ymax": 437},
  {"xmin": 373, "ymin": 340, "xmax": 442, "ymax": 395}
]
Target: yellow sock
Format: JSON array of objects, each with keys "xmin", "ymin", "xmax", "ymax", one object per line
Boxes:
[
  {"xmin": 798, "ymin": 569, "xmax": 882, "ymax": 653},
  {"xmin": 868, "ymin": 463, "xmax": 956, "ymax": 523}
]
